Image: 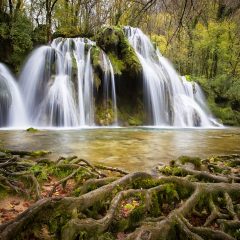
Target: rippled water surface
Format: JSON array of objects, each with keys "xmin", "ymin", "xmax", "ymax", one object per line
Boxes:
[{"xmin": 0, "ymin": 128, "xmax": 239, "ymax": 171}]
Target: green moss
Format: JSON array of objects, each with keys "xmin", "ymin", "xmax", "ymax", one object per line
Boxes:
[
  {"xmin": 95, "ymin": 103, "xmax": 116, "ymax": 126},
  {"xmin": 98, "ymin": 232, "xmax": 115, "ymax": 240},
  {"xmin": 91, "ymin": 46, "xmax": 101, "ymax": 68},
  {"xmin": 96, "ymin": 26, "xmax": 141, "ymax": 76},
  {"xmin": 94, "ymin": 73, "xmax": 101, "ymax": 90},
  {"xmin": 132, "ymin": 178, "xmax": 157, "ymax": 189},
  {"xmin": 159, "ymin": 166, "xmax": 183, "ymax": 176},
  {"xmin": 113, "ymin": 218, "xmax": 129, "ymax": 232},
  {"xmin": 128, "ymin": 116, "xmax": 143, "ymax": 126},
  {"xmin": 164, "ymin": 184, "xmax": 179, "ymax": 202},
  {"xmin": 129, "ymin": 204, "xmax": 145, "ymax": 223},
  {"xmin": 149, "ymin": 192, "xmax": 161, "ymax": 217},
  {"xmin": 30, "ymin": 164, "xmax": 49, "ymax": 181},
  {"xmin": 48, "ymin": 166, "xmax": 73, "ymax": 179},
  {"xmin": 226, "ymin": 161, "xmax": 240, "ymax": 168},
  {"xmin": 30, "ymin": 150, "xmax": 51, "ymax": 157},
  {"xmin": 49, "ymin": 218, "xmax": 58, "ymax": 233},
  {"xmin": 26, "ymin": 127, "xmax": 38, "ymax": 133},
  {"xmin": 0, "ymin": 185, "xmax": 8, "ymax": 199},
  {"xmin": 178, "ymin": 156, "xmax": 201, "ymax": 169},
  {"xmin": 119, "ymin": 36, "xmax": 142, "ymax": 75},
  {"xmin": 73, "ymin": 187, "xmax": 82, "ymax": 197},
  {"xmin": 108, "ymin": 53, "xmax": 125, "ymax": 75},
  {"xmin": 118, "ymin": 99, "xmax": 144, "ymax": 126},
  {"xmin": 77, "ymin": 231, "xmax": 88, "ymax": 240},
  {"xmin": 84, "ymin": 200, "xmax": 106, "ymax": 219}
]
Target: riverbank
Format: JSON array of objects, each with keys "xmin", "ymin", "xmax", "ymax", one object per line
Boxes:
[{"xmin": 0, "ymin": 149, "xmax": 239, "ymax": 239}]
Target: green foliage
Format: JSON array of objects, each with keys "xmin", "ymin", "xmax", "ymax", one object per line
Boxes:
[
  {"xmin": 161, "ymin": 17, "xmax": 240, "ymax": 125},
  {"xmin": 193, "ymin": 75, "xmax": 240, "ymax": 125},
  {"xmin": 227, "ymin": 79, "xmax": 240, "ymax": 101},
  {"xmin": 10, "ymin": 13, "xmax": 33, "ymax": 70},
  {"xmin": 32, "ymin": 25, "xmax": 48, "ymax": 45},
  {"xmin": 0, "ymin": 22, "xmax": 9, "ymax": 40},
  {"xmin": 151, "ymin": 34, "xmax": 168, "ymax": 53}
]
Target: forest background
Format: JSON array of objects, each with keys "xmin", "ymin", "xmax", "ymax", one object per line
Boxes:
[{"xmin": 0, "ymin": 0, "xmax": 240, "ymax": 125}]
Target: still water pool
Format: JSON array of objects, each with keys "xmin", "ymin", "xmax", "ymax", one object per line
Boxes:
[{"xmin": 0, "ymin": 127, "xmax": 239, "ymax": 171}]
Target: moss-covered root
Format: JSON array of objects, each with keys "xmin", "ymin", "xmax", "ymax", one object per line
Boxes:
[
  {"xmin": 0, "ymin": 172, "xmax": 151, "ymax": 240},
  {"xmin": 1, "ymin": 154, "xmax": 240, "ymax": 240}
]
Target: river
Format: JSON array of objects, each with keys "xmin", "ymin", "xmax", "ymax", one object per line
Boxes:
[{"xmin": 0, "ymin": 127, "xmax": 239, "ymax": 171}]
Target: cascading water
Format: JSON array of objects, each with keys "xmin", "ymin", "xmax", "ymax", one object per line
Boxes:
[
  {"xmin": 124, "ymin": 26, "xmax": 220, "ymax": 127},
  {"xmin": 19, "ymin": 37, "xmax": 118, "ymax": 127},
  {"xmin": 101, "ymin": 51, "xmax": 118, "ymax": 125},
  {"xmin": 0, "ymin": 64, "xmax": 27, "ymax": 127},
  {"xmin": 0, "ymin": 27, "xmax": 221, "ymax": 128}
]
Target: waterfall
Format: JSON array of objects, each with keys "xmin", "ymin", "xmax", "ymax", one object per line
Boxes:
[
  {"xmin": 0, "ymin": 64, "xmax": 27, "ymax": 127},
  {"xmin": 0, "ymin": 27, "xmax": 221, "ymax": 128},
  {"xmin": 19, "ymin": 37, "xmax": 118, "ymax": 127},
  {"xmin": 124, "ymin": 26, "xmax": 220, "ymax": 127},
  {"xmin": 101, "ymin": 51, "xmax": 118, "ymax": 125}
]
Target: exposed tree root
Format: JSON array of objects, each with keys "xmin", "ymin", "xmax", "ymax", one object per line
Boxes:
[{"xmin": 0, "ymin": 152, "xmax": 240, "ymax": 240}]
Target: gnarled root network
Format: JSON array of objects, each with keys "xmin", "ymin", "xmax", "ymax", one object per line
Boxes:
[{"xmin": 0, "ymin": 152, "xmax": 240, "ymax": 240}]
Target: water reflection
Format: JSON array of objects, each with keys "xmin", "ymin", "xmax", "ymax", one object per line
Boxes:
[{"xmin": 0, "ymin": 128, "xmax": 239, "ymax": 171}]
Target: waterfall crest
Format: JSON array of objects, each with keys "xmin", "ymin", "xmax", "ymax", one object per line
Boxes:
[{"xmin": 124, "ymin": 26, "xmax": 220, "ymax": 127}]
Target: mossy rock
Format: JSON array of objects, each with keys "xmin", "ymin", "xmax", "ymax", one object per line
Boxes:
[
  {"xmin": 178, "ymin": 156, "xmax": 201, "ymax": 169},
  {"xmin": 26, "ymin": 127, "xmax": 38, "ymax": 133},
  {"xmin": 128, "ymin": 116, "xmax": 143, "ymax": 126},
  {"xmin": 118, "ymin": 98, "xmax": 145, "ymax": 126},
  {"xmin": 95, "ymin": 102, "xmax": 116, "ymax": 126},
  {"xmin": 95, "ymin": 26, "xmax": 142, "ymax": 76}
]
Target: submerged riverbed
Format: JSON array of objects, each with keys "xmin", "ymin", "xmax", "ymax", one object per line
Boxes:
[{"xmin": 0, "ymin": 127, "xmax": 239, "ymax": 171}]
